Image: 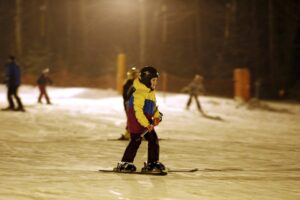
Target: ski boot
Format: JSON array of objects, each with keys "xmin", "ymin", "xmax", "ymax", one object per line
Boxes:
[
  {"xmin": 1, "ymin": 107, "xmax": 14, "ymax": 111},
  {"xmin": 114, "ymin": 161, "xmax": 136, "ymax": 172},
  {"xmin": 14, "ymin": 107, "xmax": 26, "ymax": 112},
  {"xmin": 141, "ymin": 161, "xmax": 167, "ymax": 174}
]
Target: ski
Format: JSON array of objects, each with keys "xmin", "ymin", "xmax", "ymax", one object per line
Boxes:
[
  {"xmin": 167, "ymin": 168, "xmax": 198, "ymax": 172},
  {"xmin": 107, "ymin": 138, "xmax": 166, "ymax": 141},
  {"xmin": 202, "ymin": 113, "xmax": 223, "ymax": 121},
  {"xmin": 99, "ymin": 167, "xmax": 245, "ymax": 174},
  {"xmin": 98, "ymin": 169, "xmax": 167, "ymax": 176},
  {"xmin": 1, "ymin": 108, "xmax": 26, "ymax": 112},
  {"xmin": 98, "ymin": 168, "xmax": 199, "ymax": 175}
]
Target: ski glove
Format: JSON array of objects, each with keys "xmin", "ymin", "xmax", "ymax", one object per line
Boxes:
[
  {"xmin": 153, "ymin": 118, "xmax": 160, "ymax": 126},
  {"xmin": 153, "ymin": 111, "xmax": 163, "ymax": 126},
  {"xmin": 147, "ymin": 124, "xmax": 154, "ymax": 132}
]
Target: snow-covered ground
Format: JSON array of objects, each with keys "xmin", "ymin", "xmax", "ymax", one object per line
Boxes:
[{"xmin": 0, "ymin": 84, "xmax": 299, "ymax": 200}]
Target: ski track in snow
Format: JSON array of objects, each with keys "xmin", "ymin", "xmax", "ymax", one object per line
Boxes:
[{"xmin": 0, "ymin": 84, "xmax": 300, "ymax": 200}]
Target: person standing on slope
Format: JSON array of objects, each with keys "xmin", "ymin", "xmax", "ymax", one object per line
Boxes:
[
  {"xmin": 36, "ymin": 68, "xmax": 53, "ymax": 104},
  {"xmin": 118, "ymin": 66, "xmax": 139, "ymax": 140},
  {"xmin": 183, "ymin": 74, "xmax": 205, "ymax": 114},
  {"xmin": 115, "ymin": 66, "xmax": 165, "ymax": 173},
  {"xmin": 2, "ymin": 55, "xmax": 25, "ymax": 112}
]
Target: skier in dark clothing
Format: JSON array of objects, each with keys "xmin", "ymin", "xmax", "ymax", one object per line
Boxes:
[
  {"xmin": 2, "ymin": 56, "xmax": 25, "ymax": 112},
  {"xmin": 115, "ymin": 66, "xmax": 166, "ymax": 174},
  {"xmin": 122, "ymin": 67, "xmax": 139, "ymax": 110},
  {"xmin": 118, "ymin": 67, "xmax": 139, "ymax": 140},
  {"xmin": 37, "ymin": 68, "xmax": 52, "ymax": 104}
]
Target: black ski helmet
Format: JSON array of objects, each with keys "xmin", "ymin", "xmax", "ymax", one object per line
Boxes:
[{"xmin": 139, "ymin": 66, "xmax": 159, "ymax": 88}]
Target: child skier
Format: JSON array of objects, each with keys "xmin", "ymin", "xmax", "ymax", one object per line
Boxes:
[
  {"xmin": 37, "ymin": 68, "xmax": 53, "ymax": 104},
  {"xmin": 118, "ymin": 66, "xmax": 139, "ymax": 140},
  {"xmin": 115, "ymin": 66, "xmax": 165, "ymax": 173}
]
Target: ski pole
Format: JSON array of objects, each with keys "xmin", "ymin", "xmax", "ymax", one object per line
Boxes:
[
  {"xmin": 136, "ymin": 129, "xmax": 149, "ymax": 142},
  {"xmin": 135, "ymin": 108, "xmax": 160, "ymax": 142}
]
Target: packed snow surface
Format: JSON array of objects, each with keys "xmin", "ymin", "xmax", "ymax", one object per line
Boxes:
[{"xmin": 0, "ymin": 85, "xmax": 299, "ymax": 200}]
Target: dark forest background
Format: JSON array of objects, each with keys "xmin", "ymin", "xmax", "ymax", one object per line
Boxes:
[{"xmin": 0, "ymin": 0, "xmax": 299, "ymax": 99}]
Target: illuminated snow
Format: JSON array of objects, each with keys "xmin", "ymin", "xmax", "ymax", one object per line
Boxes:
[{"xmin": 0, "ymin": 84, "xmax": 299, "ymax": 200}]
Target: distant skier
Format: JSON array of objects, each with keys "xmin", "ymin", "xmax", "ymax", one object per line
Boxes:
[
  {"xmin": 2, "ymin": 55, "xmax": 25, "ymax": 112},
  {"xmin": 182, "ymin": 74, "xmax": 205, "ymax": 114},
  {"xmin": 115, "ymin": 66, "xmax": 166, "ymax": 173},
  {"xmin": 118, "ymin": 66, "xmax": 139, "ymax": 140},
  {"xmin": 37, "ymin": 68, "xmax": 52, "ymax": 104}
]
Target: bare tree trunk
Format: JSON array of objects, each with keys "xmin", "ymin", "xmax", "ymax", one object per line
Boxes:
[
  {"xmin": 268, "ymin": 0, "xmax": 274, "ymax": 83},
  {"xmin": 139, "ymin": 0, "xmax": 146, "ymax": 66},
  {"xmin": 212, "ymin": 0, "xmax": 236, "ymax": 78},
  {"xmin": 194, "ymin": 0, "xmax": 201, "ymax": 73},
  {"xmin": 251, "ymin": 0, "xmax": 261, "ymax": 99},
  {"xmin": 66, "ymin": 0, "xmax": 72, "ymax": 67},
  {"xmin": 158, "ymin": 3, "xmax": 167, "ymax": 68},
  {"xmin": 39, "ymin": 0, "xmax": 48, "ymax": 38},
  {"xmin": 79, "ymin": 0, "xmax": 87, "ymax": 66},
  {"xmin": 15, "ymin": 0, "xmax": 22, "ymax": 57}
]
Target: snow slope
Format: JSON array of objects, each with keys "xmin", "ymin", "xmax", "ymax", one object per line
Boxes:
[{"xmin": 0, "ymin": 84, "xmax": 299, "ymax": 200}]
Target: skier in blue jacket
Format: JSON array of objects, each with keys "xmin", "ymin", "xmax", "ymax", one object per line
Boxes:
[{"xmin": 2, "ymin": 56, "xmax": 25, "ymax": 111}]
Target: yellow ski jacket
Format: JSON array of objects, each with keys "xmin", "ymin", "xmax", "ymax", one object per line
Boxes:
[{"xmin": 127, "ymin": 78, "xmax": 160, "ymax": 134}]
